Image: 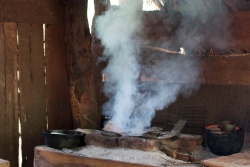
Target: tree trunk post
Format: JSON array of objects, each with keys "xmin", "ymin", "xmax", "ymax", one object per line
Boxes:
[{"xmin": 65, "ymin": 0, "xmax": 101, "ymax": 129}]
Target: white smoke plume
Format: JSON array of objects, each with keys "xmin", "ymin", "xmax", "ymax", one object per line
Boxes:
[{"xmin": 95, "ymin": 0, "xmax": 230, "ymax": 135}]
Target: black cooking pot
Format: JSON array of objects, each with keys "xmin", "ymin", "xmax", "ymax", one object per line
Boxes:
[
  {"xmin": 43, "ymin": 130, "xmax": 85, "ymax": 149},
  {"xmin": 205, "ymin": 125, "xmax": 244, "ymax": 156}
]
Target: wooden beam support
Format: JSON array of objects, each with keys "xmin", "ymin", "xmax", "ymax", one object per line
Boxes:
[{"xmin": 65, "ymin": 0, "xmax": 101, "ymax": 129}]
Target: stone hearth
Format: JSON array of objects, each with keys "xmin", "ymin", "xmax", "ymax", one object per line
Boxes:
[{"xmin": 83, "ymin": 130, "xmax": 203, "ymax": 162}]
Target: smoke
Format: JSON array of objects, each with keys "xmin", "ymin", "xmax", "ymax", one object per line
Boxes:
[
  {"xmin": 175, "ymin": 0, "xmax": 231, "ymax": 51},
  {"xmin": 95, "ymin": 0, "xmax": 230, "ymax": 135},
  {"xmin": 95, "ymin": 0, "xmax": 143, "ymax": 134}
]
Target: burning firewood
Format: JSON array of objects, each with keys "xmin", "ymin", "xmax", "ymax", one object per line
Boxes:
[{"xmin": 102, "ymin": 120, "xmax": 124, "ymax": 135}]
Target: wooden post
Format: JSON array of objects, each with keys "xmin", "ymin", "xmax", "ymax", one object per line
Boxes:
[
  {"xmin": 65, "ymin": 0, "xmax": 101, "ymax": 129},
  {"xmin": 91, "ymin": 0, "xmax": 110, "ymax": 128}
]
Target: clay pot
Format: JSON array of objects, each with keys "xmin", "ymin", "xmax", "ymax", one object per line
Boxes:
[
  {"xmin": 205, "ymin": 125, "xmax": 244, "ymax": 156},
  {"xmin": 218, "ymin": 120, "xmax": 236, "ymax": 132}
]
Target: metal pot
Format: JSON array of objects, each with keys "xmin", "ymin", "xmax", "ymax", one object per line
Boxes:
[{"xmin": 43, "ymin": 130, "xmax": 85, "ymax": 149}]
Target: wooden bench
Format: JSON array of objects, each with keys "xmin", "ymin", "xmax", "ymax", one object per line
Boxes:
[
  {"xmin": 0, "ymin": 159, "xmax": 10, "ymax": 167},
  {"xmin": 201, "ymin": 152, "xmax": 250, "ymax": 167}
]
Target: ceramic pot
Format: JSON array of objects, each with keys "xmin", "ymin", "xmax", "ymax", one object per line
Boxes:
[{"xmin": 205, "ymin": 125, "xmax": 244, "ymax": 156}]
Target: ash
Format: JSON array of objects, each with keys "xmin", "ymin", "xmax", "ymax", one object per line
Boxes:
[{"xmin": 73, "ymin": 145, "xmax": 201, "ymax": 166}]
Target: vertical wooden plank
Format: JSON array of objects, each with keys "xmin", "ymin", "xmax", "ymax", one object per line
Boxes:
[
  {"xmin": 18, "ymin": 23, "xmax": 46, "ymax": 167},
  {"xmin": 0, "ymin": 22, "xmax": 8, "ymax": 165},
  {"xmin": 230, "ymin": 12, "xmax": 250, "ymax": 49},
  {"xmin": 0, "ymin": 22, "xmax": 19, "ymax": 167},
  {"xmin": 91, "ymin": 0, "xmax": 110, "ymax": 128},
  {"xmin": 0, "ymin": 1, "xmax": 3, "ymax": 20},
  {"xmin": 45, "ymin": 24, "xmax": 72, "ymax": 129}
]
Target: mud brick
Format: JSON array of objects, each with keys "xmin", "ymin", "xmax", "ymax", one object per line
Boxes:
[
  {"xmin": 178, "ymin": 134, "xmax": 203, "ymax": 147},
  {"xmin": 0, "ymin": 159, "xmax": 10, "ymax": 167},
  {"xmin": 161, "ymin": 134, "xmax": 203, "ymax": 148},
  {"xmin": 160, "ymin": 134, "xmax": 203, "ymax": 161},
  {"xmin": 160, "ymin": 136, "xmax": 182, "ymax": 148},
  {"xmin": 164, "ymin": 144, "xmax": 202, "ymax": 154},
  {"xmin": 118, "ymin": 136, "xmax": 161, "ymax": 151},
  {"xmin": 84, "ymin": 132, "xmax": 119, "ymax": 148}
]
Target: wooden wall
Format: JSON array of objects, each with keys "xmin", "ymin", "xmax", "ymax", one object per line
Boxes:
[
  {"xmin": 144, "ymin": 11, "xmax": 250, "ymax": 140},
  {"xmin": 151, "ymin": 84, "xmax": 250, "ymax": 148},
  {"xmin": 143, "ymin": 11, "xmax": 250, "ymax": 83},
  {"xmin": 0, "ymin": 1, "xmax": 72, "ymax": 167},
  {"xmin": 92, "ymin": 1, "xmax": 250, "ymax": 141},
  {"xmin": 0, "ymin": 22, "xmax": 19, "ymax": 167},
  {"xmin": 0, "ymin": 0, "xmax": 250, "ymax": 166}
]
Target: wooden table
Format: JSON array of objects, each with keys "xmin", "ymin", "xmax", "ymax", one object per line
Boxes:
[
  {"xmin": 34, "ymin": 146, "xmax": 156, "ymax": 167},
  {"xmin": 201, "ymin": 152, "xmax": 250, "ymax": 167}
]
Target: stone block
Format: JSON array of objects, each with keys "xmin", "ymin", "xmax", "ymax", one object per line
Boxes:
[
  {"xmin": 118, "ymin": 136, "xmax": 161, "ymax": 151},
  {"xmin": 161, "ymin": 134, "xmax": 203, "ymax": 148},
  {"xmin": 84, "ymin": 132, "xmax": 119, "ymax": 148}
]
